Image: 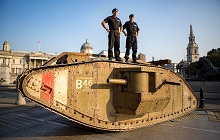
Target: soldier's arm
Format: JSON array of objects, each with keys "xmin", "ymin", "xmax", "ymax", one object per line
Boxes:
[
  {"xmin": 122, "ymin": 23, "xmax": 127, "ymax": 36},
  {"xmin": 136, "ymin": 25, "xmax": 140, "ymax": 37},
  {"xmin": 119, "ymin": 26, "xmax": 123, "ymax": 34},
  {"xmin": 137, "ymin": 30, "xmax": 140, "ymax": 37},
  {"xmin": 122, "ymin": 30, "xmax": 127, "ymax": 36},
  {"xmin": 101, "ymin": 21, "xmax": 110, "ymax": 32}
]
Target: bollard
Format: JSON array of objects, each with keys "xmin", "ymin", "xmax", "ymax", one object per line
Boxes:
[
  {"xmin": 15, "ymin": 90, "xmax": 26, "ymax": 105},
  {"xmin": 199, "ymin": 88, "xmax": 205, "ymax": 108}
]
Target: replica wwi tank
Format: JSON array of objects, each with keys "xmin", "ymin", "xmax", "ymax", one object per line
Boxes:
[{"xmin": 17, "ymin": 52, "xmax": 198, "ymax": 131}]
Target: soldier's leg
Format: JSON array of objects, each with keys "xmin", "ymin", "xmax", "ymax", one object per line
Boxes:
[
  {"xmin": 124, "ymin": 37, "xmax": 131, "ymax": 62},
  {"xmin": 114, "ymin": 32, "xmax": 121, "ymax": 60},
  {"xmin": 108, "ymin": 32, "xmax": 114, "ymax": 60},
  {"xmin": 125, "ymin": 48, "xmax": 130, "ymax": 62},
  {"xmin": 132, "ymin": 38, "xmax": 138, "ymax": 62}
]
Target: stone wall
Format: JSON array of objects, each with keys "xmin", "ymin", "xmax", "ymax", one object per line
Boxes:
[
  {"xmin": 0, "ymin": 66, "xmax": 10, "ymax": 84},
  {"xmin": 187, "ymin": 81, "xmax": 220, "ymax": 93}
]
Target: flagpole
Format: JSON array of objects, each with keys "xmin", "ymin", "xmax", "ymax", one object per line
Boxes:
[
  {"xmin": 38, "ymin": 40, "xmax": 41, "ymax": 52},
  {"xmin": 39, "ymin": 42, "xmax": 40, "ymax": 52}
]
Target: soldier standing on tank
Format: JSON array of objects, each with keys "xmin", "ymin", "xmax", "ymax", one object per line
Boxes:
[
  {"xmin": 101, "ymin": 8, "xmax": 123, "ymax": 61},
  {"xmin": 122, "ymin": 14, "xmax": 140, "ymax": 63}
]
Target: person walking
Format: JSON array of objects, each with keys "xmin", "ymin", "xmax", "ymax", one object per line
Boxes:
[
  {"xmin": 122, "ymin": 14, "xmax": 140, "ymax": 63},
  {"xmin": 101, "ymin": 8, "xmax": 123, "ymax": 61}
]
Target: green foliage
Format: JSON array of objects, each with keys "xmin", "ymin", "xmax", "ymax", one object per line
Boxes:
[
  {"xmin": 185, "ymin": 62, "xmax": 198, "ymax": 78},
  {"xmin": 207, "ymin": 48, "xmax": 220, "ymax": 56},
  {"xmin": 206, "ymin": 48, "xmax": 220, "ymax": 67}
]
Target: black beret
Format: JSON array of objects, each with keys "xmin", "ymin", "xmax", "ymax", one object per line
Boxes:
[
  {"xmin": 112, "ymin": 8, "xmax": 118, "ymax": 13},
  {"xmin": 129, "ymin": 14, "xmax": 134, "ymax": 17}
]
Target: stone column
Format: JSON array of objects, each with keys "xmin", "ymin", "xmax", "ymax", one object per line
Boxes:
[
  {"xmin": 34, "ymin": 59, "xmax": 36, "ymax": 68},
  {"xmin": 29, "ymin": 59, "xmax": 31, "ymax": 69}
]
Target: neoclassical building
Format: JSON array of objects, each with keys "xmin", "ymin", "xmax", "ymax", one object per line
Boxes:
[{"xmin": 0, "ymin": 40, "xmax": 58, "ymax": 84}]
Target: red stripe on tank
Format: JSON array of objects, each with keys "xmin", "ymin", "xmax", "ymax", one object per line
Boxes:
[{"xmin": 40, "ymin": 72, "xmax": 54, "ymax": 104}]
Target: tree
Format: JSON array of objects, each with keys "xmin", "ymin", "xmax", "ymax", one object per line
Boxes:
[
  {"xmin": 207, "ymin": 48, "xmax": 220, "ymax": 56},
  {"xmin": 206, "ymin": 48, "xmax": 220, "ymax": 67},
  {"xmin": 185, "ymin": 62, "xmax": 198, "ymax": 78}
]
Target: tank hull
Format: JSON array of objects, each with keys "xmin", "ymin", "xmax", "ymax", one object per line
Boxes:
[{"xmin": 17, "ymin": 61, "xmax": 198, "ymax": 131}]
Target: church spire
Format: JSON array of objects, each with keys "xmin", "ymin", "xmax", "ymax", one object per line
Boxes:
[
  {"xmin": 186, "ymin": 22, "xmax": 199, "ymax": 63},
  {"xmin": 190, "ymin": 22, "xmax": 194, "ymax": 37},
  {"xmin": 189, "ymin": 22, "xmax": 195, "ymax": 43}
]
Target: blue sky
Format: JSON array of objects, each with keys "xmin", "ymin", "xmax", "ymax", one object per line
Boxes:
[{"xmin": 0, "ymin": 0, "xmax": 219, "ymax": 63}]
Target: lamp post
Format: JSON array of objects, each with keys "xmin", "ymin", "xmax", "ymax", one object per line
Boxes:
[{"xmin": 199, "ymin": 88, "xmax": 205, "ymax": 108}]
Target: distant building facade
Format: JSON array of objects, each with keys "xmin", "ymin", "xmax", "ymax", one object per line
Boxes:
[
  {"xmin": 0, "ymin": 40, "xmax": 58, "ymax": 84},
  {"xmin": 165, "ymin": 63, "xmax": 178, "ymax": 73},
  {"xmin": 176, "ymin": 60, "xmax": 190, "ymax": 78}
]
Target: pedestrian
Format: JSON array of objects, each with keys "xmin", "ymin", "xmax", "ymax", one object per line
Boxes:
[
  {"xmin": 122, "ymin": 14, "xmax": 140, "ymax": 63},
  {"xmin": 101, "ymin": 8, "xmax": 123, "ymax": 61}
]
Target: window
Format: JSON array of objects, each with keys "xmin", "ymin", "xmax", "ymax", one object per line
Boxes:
[
  {"xmin": 11, "ymin": 68, "xmax": 15, "ymax": 73},
  {"xmin": 195, "ymin": 56, "xmax": 197, "ymax": 59},
  {"xmin": 13, "ymin": 60, "xmax": 15, "ymax": 64},
  {"xmin": 194, "ymin": 49, "xmax": 196, "ymax": 54},
  {"xmin": 188, "ymin": 50, "xmax": 191, "ymax": 54},
  {"xmin": 20, "ymin": 60, "xmax": 22, "ymax": 64},
  {"xmin": 19, "ymin": 68, "xmax": 22, "ymax": 73},
  {"xmin": 3, "ymin": 58, "xmax": 6, "ymax": 65}
]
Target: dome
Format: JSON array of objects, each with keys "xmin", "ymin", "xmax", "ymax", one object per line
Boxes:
[
  {"xmin": 3, "ymin": 40, "xmax": 10, "ymax": 46},
  {"xmin": 3, "ymin": 40, "xmax": 10, "ymax": 51},
  {"xmin": 80, "ymin": 39, "xmax": 93, "ymax": 54}
]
